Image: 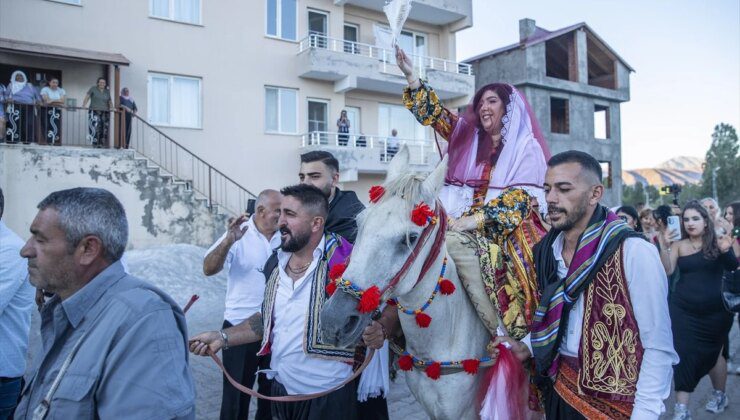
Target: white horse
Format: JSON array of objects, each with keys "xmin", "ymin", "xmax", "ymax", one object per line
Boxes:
[{"xmin": 320, "ymin": 147, "xmax": 491, "ymax": 419}]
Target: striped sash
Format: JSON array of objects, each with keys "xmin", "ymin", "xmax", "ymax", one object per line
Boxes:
[{"xmin": 531, "ymin": 208, "xmax": 628, "ymax": 376}]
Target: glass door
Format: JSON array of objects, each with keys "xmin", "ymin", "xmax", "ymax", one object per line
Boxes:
[
  {"xmin": 308, "ymin": 10, "xmax": 328, "ymax": 48},
  {"xmin": 308, "ymin": 100, "xmax": 329, "ymax": 144},
  {"xmin": 343, "ymin": 24, "xmax": 359, "ymax": 54}
]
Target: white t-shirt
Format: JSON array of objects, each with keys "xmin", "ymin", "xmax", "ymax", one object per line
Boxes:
[
  {"xmin": 268, "ymin": 237, "xmax": 353, "ymax": 394},
  {"xmin": 40, "ymin": 87, "xmax": 66, "ymax": 102},
  {"xmin": 205, "ymin": 216, "xmax": 280, "ymax": 325}
]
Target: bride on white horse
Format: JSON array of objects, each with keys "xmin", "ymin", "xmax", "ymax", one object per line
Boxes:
[{"xmin": 320, "ymin": 45, "xmax": 552, "ymax": 418}]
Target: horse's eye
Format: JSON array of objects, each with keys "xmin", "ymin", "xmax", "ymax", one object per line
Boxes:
[{"xmin": 408, "ymin": 233, "xmax": 419, "ymax": 244}]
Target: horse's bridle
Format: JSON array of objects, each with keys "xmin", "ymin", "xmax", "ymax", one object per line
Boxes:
[{"xmin": 379, "ymin": 200, "xmax": 448, "ymax": 298}]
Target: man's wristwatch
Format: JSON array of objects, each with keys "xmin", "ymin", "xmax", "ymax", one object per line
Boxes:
[{"xmin": 219, "ymin": 329, "xmax": 230, "ymax": 350}]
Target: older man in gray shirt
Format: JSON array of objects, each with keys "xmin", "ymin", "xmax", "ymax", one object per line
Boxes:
[{"xmin": 15, "ymin": 187, "xmax": 195, "ymax": 419}]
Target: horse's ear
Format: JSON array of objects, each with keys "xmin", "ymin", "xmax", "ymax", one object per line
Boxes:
[
  {"xmin": 385, "ymin": 145, "xmax": 410, "ymax": 182},
  {"xmin": 422, "ymin": 155, "xmax": 448, "ymax": 199}
]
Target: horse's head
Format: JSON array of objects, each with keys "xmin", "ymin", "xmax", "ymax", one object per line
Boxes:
[{"xmin": 320, "ymin": 146, "xmax": 448, "ymax": 347}]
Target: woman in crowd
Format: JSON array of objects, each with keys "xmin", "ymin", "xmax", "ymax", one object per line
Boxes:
[
  {"xmin": 82, "ymin": 77, "xmax": 112, "ymax": 147},
  {"xmin": 640, "ymin": 206, "xmax": 657, "ymax": 241},
  {"xmin": 337, "ymin": 109, "xmax": 350, "ymax": 146},
  {"xmin": 40, "ymin": 78, "xmax": 66, "ymax": 145},
  {"xmin": 724, "ymin": 202, "xmax": 740, "ymax": 256},
  {"xmin": 616, "ymin": 205, "xmax": 642, "ymax": 232},
  {"xmin": 397, "ymin": 45, "xmax": 549, "ymax": 412},
  {"xmin": 5, "ymin": 70, "xmax": 41, "ymax": 144},
  {"xmin": 119, "ymin": 87, "xmax": 137, "ymax": 149},
  {"xmin": 658, "ymin": 201, "xmax": 738, "ymax": 419}
]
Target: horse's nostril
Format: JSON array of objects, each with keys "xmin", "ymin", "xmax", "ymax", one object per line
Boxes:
[{"xmin": 342, "ymin": 316, "xmax": 360, "ymax": 335}]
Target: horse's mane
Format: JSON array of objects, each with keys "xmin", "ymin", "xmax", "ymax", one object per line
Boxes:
[{"xmin": 381, "ymin": 172, "xmax": 428, "ymax": 210}]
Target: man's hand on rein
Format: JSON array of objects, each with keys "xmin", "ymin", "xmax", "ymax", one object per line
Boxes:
[
  {"xmin": 489, "ymin": 336, "xmax": 532, "ymax": 362},
  {"xmin": 362, "ymin": 321, "xmax": 386, "ymax": 349},
  {"xmin": 189, "ymin": 331, "xmax": 224, "ymax": 356}
]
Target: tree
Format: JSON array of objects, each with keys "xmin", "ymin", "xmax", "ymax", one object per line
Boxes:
[{"xmin": 700, "ymin": 123, "xmax": 739, "ymax": 204}]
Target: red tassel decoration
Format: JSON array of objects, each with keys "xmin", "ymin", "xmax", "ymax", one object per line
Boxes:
[
  {"xmin": 325, "ymin": 281, "xmax": 337, "ymax": 296},
  {"xmin": 411, "ymin": 202, "xmax": 435, "ymax": 226},
  {"xmin": 358, "ymin": 286, "xmax": 381, "ymax": 313},
  {"xmin": 415, "ymin": 312, "xmax": 432, "ymax": 328},
  {"xmin": 439, "ymin": 279, "xmax": 455, "ymax": 295},
  {"xmin": 328, "ymin": 263, "xmax": 346, "ymax": 281},
  {"xmin": 398, "ymin": 355, "xmax": 414, "ymax": 371},
  {"xmin": 425, "ymin": 362, "xmax": 441, "ymax": 380},
  {"xmin": 369, "ymin": 185, "xmax": 385, "ymax": 203},
  {"xmin": 386, "ymin": 298, "xmax": 397, "ymax": 306},
  {"xmin": 462, "ymin": 359, "xmax": 480, "ymax": 375}
]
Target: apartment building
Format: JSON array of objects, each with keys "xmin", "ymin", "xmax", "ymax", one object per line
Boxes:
[
  {"xmin": 0, "ymin": 0, "xmax": 474, "ymax": 205},
  {"xmin": 465, "ymin": 18, "xmax": 633, "ymax": 206}
]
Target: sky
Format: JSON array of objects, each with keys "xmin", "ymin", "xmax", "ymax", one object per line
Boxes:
[{"xmin": 455, "ymin": 0, "xmax": 740, "ymax": 170}]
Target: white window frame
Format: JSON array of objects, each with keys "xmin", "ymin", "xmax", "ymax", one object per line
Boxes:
[
  {"xmin": 307, "ymin": 98, "xmax": 330, "ymax": 132},
  {"xmin": 147, "ymin": 72, "xmax": 203, "ymax": 129},
  {"xmin": 265, "ymin": 86, "xmax": 299, "ymax": 134},
  {"xmin": 265, "ymin": 0, "xmax": 298, "ymax": 41},
  {"xmin": 149, "ymin": 0, "xmax": 203, "ymax": 25}
]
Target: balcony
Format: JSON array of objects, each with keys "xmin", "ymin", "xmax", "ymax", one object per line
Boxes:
[
  {"xmin": 335, "ymin": 0, "xmax": 472, "ymax": 28},
  {"xmin": 299, "ymin": 131, "xmax": 438, "ymax": 179},
  {"xmin": 297, "ymin": 34, "xmax": 474, "ymax": 101}
]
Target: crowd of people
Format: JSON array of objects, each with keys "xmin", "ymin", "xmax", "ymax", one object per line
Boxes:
[
  {"xmin": 0, "ymin": 70, "xmax": 137, "ymax": 147},
  {"xmin": 0, "ymin": 45, "xmax": 738, "ymax": 420}
]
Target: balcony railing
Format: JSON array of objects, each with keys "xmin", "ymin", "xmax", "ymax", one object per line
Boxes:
[
  {"xmin": 298, "ymin": 34, "xmax": 473, "ymax": 76},
  {"xmin": 300, "ymin": 131, "xmax": 434, "ymax": 165},
  {"xmin": 0, "ymin": 102, "xmax": 257, "ymax": 216}
]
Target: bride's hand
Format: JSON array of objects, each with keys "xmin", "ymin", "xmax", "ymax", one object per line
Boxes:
[
  {"xmin": 450, "ymin": 215, "xmax": 478, "ymax": 232},
  {"xmin": 395, "ymin": 45, "xmax": 415, "ymax": 81}
]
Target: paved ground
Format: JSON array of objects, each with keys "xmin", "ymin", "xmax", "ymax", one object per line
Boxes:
[{"xmin": 25, "ymin": 244, "xmax": 740, "ymax": 419}]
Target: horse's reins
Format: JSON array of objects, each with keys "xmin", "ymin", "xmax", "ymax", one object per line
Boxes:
[{"xmin": 205, "ymin": 348, "xmax": 375, "ymax": 402}]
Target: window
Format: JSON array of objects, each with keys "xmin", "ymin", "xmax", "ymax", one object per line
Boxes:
[
  {"xmin": 550, "ymin": 98, "xmax": 569, "ymax": 134},
  {"xmin": 308, "ymin": 10, "xmax": 328, "ymax": 48},
  {"xmin": 344, "ymin": 24, "xmax": 359, "ymax": 54},
  {"xmin": 398, "ymin": 30, "xmax": 427, "ymax": 57},
  {"xmin": 600, "ymin": 161, "xmax": 612, "ymax": 188},
  {"xmin": 308, "ymin": 100, "xmax": 329, "ymax": 144},
  {"xmin": 148, "ymin": 73, "xmax": 202, "ymax": 128},
  {"xmin": 266, "ymin": 0, "xmax": 297, "ymax": 40},
  {"xmin": 594, "ymin": 105, "xmax": 610, "ymax": 139},
  {"xmin": 150, "ymin": 0, "xmax": 201, "ymax": 24},
  {"xmin": 587, "ymin": 36, "xmax": 617, "ymax": 89},
  {"xmin": 378, "ymin": 103, "xmax": 426, "ymax": 140},
  {"xmin": 265, "ymin": 87, "xmax": 297, "ymax": 134},
  {"xmin": 546, "ymin": 33, "xmax": 577, "ymax": 82}
]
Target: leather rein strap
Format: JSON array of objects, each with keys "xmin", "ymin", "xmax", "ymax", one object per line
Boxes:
[
  {"xmin": 207, "ymin": 348, "xmax": 375, "ymax": 402},
  {"xmin": 381, "ymin": 201, "xmax": 447, "ymax": 296}
]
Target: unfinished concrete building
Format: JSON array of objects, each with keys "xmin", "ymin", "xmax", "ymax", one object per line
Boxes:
[{"xmin": 465, "ymin": 18, "xmax": 633, "ymax": 206}]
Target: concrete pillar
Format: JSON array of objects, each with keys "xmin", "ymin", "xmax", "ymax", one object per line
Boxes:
[{"xmin": 576, "ymin": 29, "xmax": 588, "ymax": 84}]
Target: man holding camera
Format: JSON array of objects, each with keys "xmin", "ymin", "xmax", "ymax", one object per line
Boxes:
[{"xmin": 203, "ymin": 189, "xmax": 281, "ymax": 420}]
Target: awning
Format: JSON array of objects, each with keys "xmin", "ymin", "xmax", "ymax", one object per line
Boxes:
[{"xmin": 0, "ymin": 37, "xmax": 130, "ymax": 66}]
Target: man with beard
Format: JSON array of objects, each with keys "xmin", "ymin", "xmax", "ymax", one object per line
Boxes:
[
  {"xmin": 494, "ymin": 151, "xmax": 677, "ymax": 419},
  {"xmin": 189, "ymin": 184, "xmax": 358, "ymax": 419},
  {"xmin": 299, "ymin": 151, "xmax": 364, "ymax": 243}
]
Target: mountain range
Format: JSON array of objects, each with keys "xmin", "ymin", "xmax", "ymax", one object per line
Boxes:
[{"xmin": 622, "ymin": 156, "xmax": 704, "ymax": 186}]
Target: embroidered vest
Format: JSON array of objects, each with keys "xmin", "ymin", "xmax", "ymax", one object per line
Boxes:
[
  {"xmin": 257, "ymin": 234, "xmax": 355, "ymax": 362},
  {"xmin": 577, "ymin": 244, "xmax": 644, "ymax": 402}
]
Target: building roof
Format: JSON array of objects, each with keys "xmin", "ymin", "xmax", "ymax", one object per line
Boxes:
[
  {"xmin": 0, "ymin": 38, "xmax": 130, "ymax": 66},
  {"xmin": 464, "ymin": 22, "xmax": 634, "ymax": 72}
]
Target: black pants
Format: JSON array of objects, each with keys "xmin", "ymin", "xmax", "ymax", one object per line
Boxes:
[
  {"xmin": 270, "ymin": 378, "xmax": 357, "ymax": 420},
  {"xmin": 220, "ymin": 320, "xmax": 272, "ymax": 420},
  {"xmin": 354, "ymin": 376, "xmax": 389, "ymax": 420},
  {"xmin": 544, "ymin": 388, "xmax": 586, "ymax": 420}
]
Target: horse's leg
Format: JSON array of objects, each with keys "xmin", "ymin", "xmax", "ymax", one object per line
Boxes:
[{"xmin": 405, "ymin": 370, "xmax": 480, "ymax": 420}]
